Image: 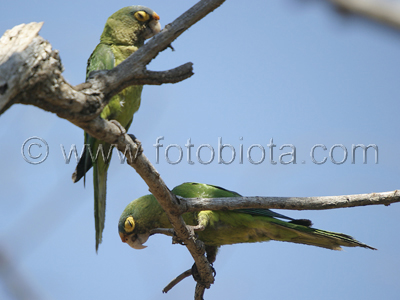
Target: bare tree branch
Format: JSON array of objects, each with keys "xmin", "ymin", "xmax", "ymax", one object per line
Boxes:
[
  {"xmin": 179, "ymin": 189, "xmax": 400, "ymax": 213},
  {"xmin": 0, "ymin": 0, "xmax": 228, "ymax": 296},
  {"xmin": 195, "ymin": 283, "xmax": 206, "ymax": 300},
  {"xmin": 88, "ymin": 0, "xmax": 227, "ymax": 101},
  {"xmin": 0, "ymin": 22, "xmax": 193, "ymax": 120},
  {"xmin": 0, "ymin": 0, "xmax": 226, "ymax": 119},
  {"xmin": 162, "ymin": 269, "xmax": 192, "ymax": 294},
  {"xmin": 2, "ymin": 0, "xmax": 397, "ymax": 298},
  {"xmin": 329, "ymin": 0, "xmax": 400, "ymax": 29}
]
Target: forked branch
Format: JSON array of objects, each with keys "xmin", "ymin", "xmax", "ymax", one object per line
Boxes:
[
  {"xmin": 1, "ymin": 0, "xmax": 398, "ymax": 299},
  {"xmin": 0, "ymin": 1, "xmax": 228, "ymax": 299}
]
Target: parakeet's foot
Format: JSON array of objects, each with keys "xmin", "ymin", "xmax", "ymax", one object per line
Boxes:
[
  {"xmin": 73, "ymin": 82, "xmax": 92, "ymax": 91},
  {"xmin": 191, "ymin": 263, "xmax": 216, "ymax": 283},
  {"xmin": 172, "ymin": 232, "xmax": 190, "ymax": 245},
  {"xmin": 172, "ymin": 224, "xmax": 205, "ymax": 245},
  {"xmin": 127, "ymin": 133, "xmax": 143, "ymax": 159},
  {"xmin": 109, "ymin": 119, "xmax": 126, "ymax": 135}
]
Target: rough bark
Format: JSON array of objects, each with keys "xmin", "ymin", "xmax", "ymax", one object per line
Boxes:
[
  {"xmin": 1, "ymin": 0, "xmax": 399, "ymax": 299},
  {"xmin": 180, "ymin": 190, "xmax": 400, "ymax": 213},
  {"xmin": 0, "ymin": 0, "xmax": 229, "ymax": 297}
]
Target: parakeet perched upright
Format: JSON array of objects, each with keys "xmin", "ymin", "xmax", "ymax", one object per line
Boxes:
[
  {"xmin": 119, "ymin": 183, "xmax": 375, "ymax": 264},
  {"xmin": 72, "ymin": 6, "xmax": 161, "ymax": 251}
]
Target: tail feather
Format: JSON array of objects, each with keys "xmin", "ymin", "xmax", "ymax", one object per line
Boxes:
[
  {"xmin": 90, "ymin": 139, "xmax": 112, "ymax": 252},
  {"xmin": 73, "ymin": 133, "xmax": 112, "ymax": 251},
  {"xmin": 234, "ymin": 209, "xmax": 374, "ymax": 250},
  {"xmin": 72, "ymin": 146, "xmax": 92, "ymax": 184},
  {"xmin": 273, "ymin": 220, "xmax": 376, "ymax": 250},
  {"xmin": 72, "ymin": 133, "xmax": 93, "ymax": 184},
  {"xmin": 94, "ymin": 155, "xmax": 109, "ymax": 252}
]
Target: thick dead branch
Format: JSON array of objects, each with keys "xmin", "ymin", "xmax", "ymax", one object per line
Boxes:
[
  {"xmin": 83, "ymin": 122, "xmax": 216, "ymax": 290},
  {"xmin": 195, "ymin": 284, "xmax": 206, "ymax": 300},
  {"xmin": 0, "ymin": 0, "xmax": 229, "ymax": 296},
  {"xmin": 0, "ymin": 0, "xmax": 226, "ymax": 120},
  {"xmin": 179, "ymin": 190, "xmax": 400, "ymax": 213},
  {"xmin": 329, "ymin": 0, "xmax": 400, "ymax": 29},
  {"xmin": 0, "ymin": 22, "xmax": 66, "ymax": 115},
  {"xmin": 4, "ymin": 0, "xmax": 397, "ymax": 299},
  {"xmin": 0, "ymin": 22, "xmax": 192, "ymax": 120},
  {"xmin": 88, "ymin": 0, "xmax": 226, "ymax": 100}
]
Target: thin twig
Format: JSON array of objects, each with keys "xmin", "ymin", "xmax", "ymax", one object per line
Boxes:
[{"xmin": 163, "ymin": 269, "xmax": 192, "ymax": 293}]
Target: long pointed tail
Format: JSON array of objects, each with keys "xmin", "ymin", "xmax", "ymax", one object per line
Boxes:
[
  {"xmin": 72, "ymin": 146, "xmax": 92, "ymax": 183},
  {"xmin": 92, "ymin": 142, "xmax": 113, "ymax": 252},
  {"xmin": 272, "ymin": 219, "xmax": 376, "ymax": 250},
  {"xmin": 72, "ymin": 133, "xmax": 93, "ymax": 184},
  {"xmin": 93, "ymin": 156, "xmax": 109, "ymax": 252}
]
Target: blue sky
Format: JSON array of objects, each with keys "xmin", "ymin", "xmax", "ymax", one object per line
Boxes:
[{"xmin": 1, "ymin": 0, "xmax": 400, "ymax": 299}]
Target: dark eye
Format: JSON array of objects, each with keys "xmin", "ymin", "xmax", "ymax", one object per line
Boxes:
[{"xmin": 134, "ymin": 11, "xmax": 150, "ymax": 22}]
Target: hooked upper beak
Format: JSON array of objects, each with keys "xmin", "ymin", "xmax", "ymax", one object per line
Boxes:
[
  {"xmin": 143, "ymin": 13, "xmax": 161, "ymax": 39},
  {"xmin": 119, "ymin": 232, "xmax": 149, "ymax": 250},
  {"xmin": 152, "ymin": 12, "xmax": 160, "ymax": 21},
  {"xmin": 119, "ymin": 232, "xmax": 127, "ymax": 243}
]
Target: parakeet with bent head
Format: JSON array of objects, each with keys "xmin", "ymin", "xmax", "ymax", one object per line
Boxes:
[
  {"xmin": 119, "ymin": 182, "xmax": 375, "ymax": 265},
  {"xmin": 72, "ymin": 6, "xmax": 161, "ymax": 251}
]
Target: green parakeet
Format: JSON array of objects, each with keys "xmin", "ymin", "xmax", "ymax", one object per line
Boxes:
[
  {"xmin": 119, "ymin": 183, "xmax": 375, "ymax": 264},
  {"xmin": 72, "ymin": 6, "xmax": 161, "ymax": 251}
]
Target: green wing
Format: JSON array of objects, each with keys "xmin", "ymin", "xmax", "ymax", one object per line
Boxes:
[
  {"xmin": 72, "ymin": 44, "xmax": 115, "ymax": 183},
  {"xmin": 172, "ymin": 182, "xmax": 242, "ymax": 198},
  {"xmin": 72, "ymin": 44, "xmax": 115, "ymax": 251},
  {"xmin": 86, "ymin": 43, "xmax": 115, "ymax": 79},
  {"xmin": 171, "ymin": 183, "xmax": 375, "ymax": 250},
  {"xmin": 172, "ymin": 182, "xmax": 296, "ymax": 221},
  {"xmin": 234, "ymin": 208, "xmax": 296, "ymax": 221},
  {"xmin": 88, "ymin": 44, "xmax": 115, "ymax": 252}
]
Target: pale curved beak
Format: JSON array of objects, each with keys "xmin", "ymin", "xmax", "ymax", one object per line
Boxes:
[
  {"xmin": 120, "ymin": 232, "xmax": 150, "ymax": 250},
  {"xmin": 144, "ymin": 18, "xmax": 161, "ymax": 39}
]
